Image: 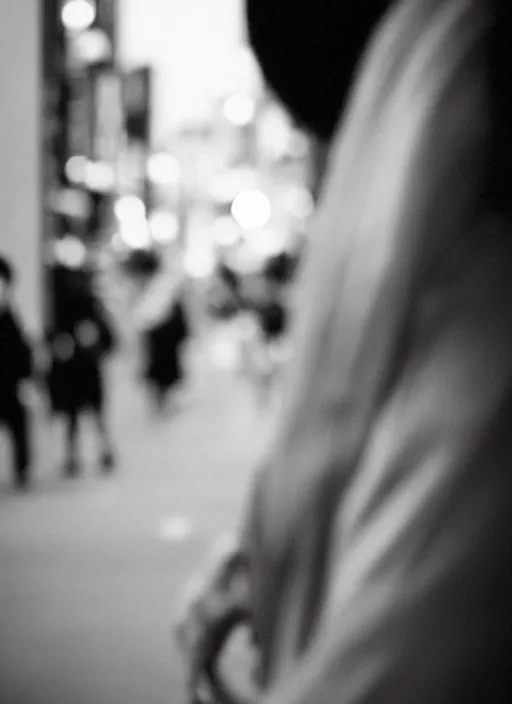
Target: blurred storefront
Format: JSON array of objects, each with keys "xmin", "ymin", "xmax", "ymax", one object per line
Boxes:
[
  {"xmin": 39, "ymin": 0, "xmax": 318, "ymax": 355},
  {"xmin": 118, "ymin": 0, "xmax": 315, "ymax": 286},
  {"xmin": 42, "ymin": 0, "xmax": 152, "ymax": 329},
  {"xmin": 44, "ymin": 0, "xmax": 122, "ymax": 247},
  {"xmin": 0, "ymin": 0, "xmax": 320, "ymax": 340}
]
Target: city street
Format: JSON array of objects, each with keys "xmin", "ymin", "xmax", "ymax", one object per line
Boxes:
[{"xmin": 0, "ymin": 340, "xmax": 269, "ymax": 704}]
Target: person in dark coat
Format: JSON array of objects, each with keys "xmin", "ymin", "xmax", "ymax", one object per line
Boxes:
[
  {"xmin": 46, "ymin": 264, "xmax": 116, "ymax": 477},
  {"xmin": 143, "ymin": 297, "xmax": 190, "ymax": 414},
  {"xmin": 252, "ymin": 282, "xmax": 287, "ymax": 345},
  {"xmin": 0, "ymin": 255, "xmax": 32, "ymax": 490},
  {"xmin": 135, "ymin": 269, "xmax": 191, "ymax": 415}
]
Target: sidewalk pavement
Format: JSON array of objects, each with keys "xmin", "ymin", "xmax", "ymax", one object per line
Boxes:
[{"xmin": 0, "ymin": 337, "xmax": 272, "ymax": 704}]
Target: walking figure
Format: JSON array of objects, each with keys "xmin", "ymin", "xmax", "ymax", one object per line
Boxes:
[
  {"xmin": 0, "ymin": 255, "xmax": 32, "ymax": 491},
  {"xmin": 46, "ymin": 264, "xmax": 116, "ymax": 477}
]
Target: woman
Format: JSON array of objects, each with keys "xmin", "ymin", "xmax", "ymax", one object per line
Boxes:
[
  {"xmin": 177, "ymin": 2, "xmax": 512, "ymax": 703},
  {"xmin": 46, "ymin": 264, "xmax": 116, "ymax": 477}
]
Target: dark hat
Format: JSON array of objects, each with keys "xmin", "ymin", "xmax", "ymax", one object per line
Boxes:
[{"xmin": 246, "ymin": 0, "xmax": 392, "ymax": 140}]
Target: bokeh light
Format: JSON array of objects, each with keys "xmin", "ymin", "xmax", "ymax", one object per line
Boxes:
[
  {"xmin": 244, "ymin": 228, "xmax": 284, "ymax": 258},
  {"xmin": 222, "ymin": 93, "xmax": 256, "ymax": 127},
  {"xmin": 183, "ymin": 248, "xmax": 216, "ymax": 279},
  {"xmin": 84, "ymin": 162, "xmax": 116, "ymax": 193},
  {"xmin": 147, "ymin": 153, "xmax": 182, "ymax": 186},
  {"xmin": 73, "ymin": 28, "xmax": 111, "ymax": 64},
  {"xmin": 61, "ymin": 0, "xmax": 96, "ymax": 33},
  {"xmin": 149, "ymin": 210, "xmax": 180, "ymax": 244},
  {"xmin": 282, "ymin": 186, "xmax": 315, "ymax": 221},
  {"xmin": 210, "ymin": 334, "xmax": 240, "ymax": 371},
  {"xmin": 119, "ymin": 221, "xmax": 151, "ymax": 250},
  {"xmin": 224, "ymin": 243, "xmax": 264, "ymax": 275},
  {"xmin": 110, "ymin": 232, "xmax": 125, "ymax": 253},
  {"xmin": 231, "ymin": 189, "xmax": 271, "ymax": 230},
  {"xmin": 207, "ymin": 168, "xmax": 256, "ymax": 204},
  {"xmin": 211, "ymin": 216, "xmax": 241, "ymax": 248},
  {"xmin": 258, "ymin": 106, "xmax": 293, "ymax": 160},
  {"xmin": 114, "ymin": 197, "xmax": 151, "ymax": 249},
  {"xmin": 114, "ymin": 195, "xmax": 146, "ymax": 223},
  {"xmin": 50, "ymin": 188, "xmax": 91, "ymax": 219},
  {"xmin": 65, "ymin": 155, "xmax": 88, "ymax": 184},
  {"xmin": 54, "ymin": 235, "xmax": 87, "ymax": 269}
]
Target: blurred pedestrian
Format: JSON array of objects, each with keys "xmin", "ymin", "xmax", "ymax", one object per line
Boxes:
[
  {"xmin": 0, "ymin": 255, "xmax": 32, "ymax": 491},
  {"xmin": 46, "ymin": 264, "xmax": 116, "ymax": 477},
  {"xmin": 176, "ymin": 1, "xmax": 512, "ymax": 703},
  {"xmin": 207, "ymin": 264, "xmax": 243, "ymax": 322},
  {"xmin": 136, "ymin": 273, "xmax": 191, "ymax": 415},
  {"xmin": 239, "ymin": 270, "xmax": 289, "ymax": 409}
]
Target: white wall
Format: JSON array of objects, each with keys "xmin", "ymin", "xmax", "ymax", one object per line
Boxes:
[
  {"xmin": 0, "ymin": 0, "xmax": 42, "ymax": 335},
  {"xmin": 118, "ymin": 0, "xmax": 245, "ymax": 143}
]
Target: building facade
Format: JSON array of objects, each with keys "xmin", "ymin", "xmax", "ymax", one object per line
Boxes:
[{"xmin": 0, "ymin": 1, "xmax": 42, "ymax": 336}]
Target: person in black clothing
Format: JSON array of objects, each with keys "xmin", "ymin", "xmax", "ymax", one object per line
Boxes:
[
  {"xmin": 46, "ymin": 264, "xmax": 116, "ymax": 477},
  {"xmin": 254, "ymin": 289, "xmax": 287, "ymax": 344},
  {"xmin": 143, "ymin": 297, "xmax": 190, "ymax": 414},
  {"xmin": 0, "ymin": 256, "xmax": 32, "ymax": 490}
]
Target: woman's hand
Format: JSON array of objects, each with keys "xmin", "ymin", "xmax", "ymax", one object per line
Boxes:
[{"xmin": 173, "ymin": 536, "xmax": 256, "ymax": 704}]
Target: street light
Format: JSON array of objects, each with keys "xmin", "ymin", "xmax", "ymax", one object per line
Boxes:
[{"xmin": 61, "ymin": 0, "xmax": 97, "ymax": 33}]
